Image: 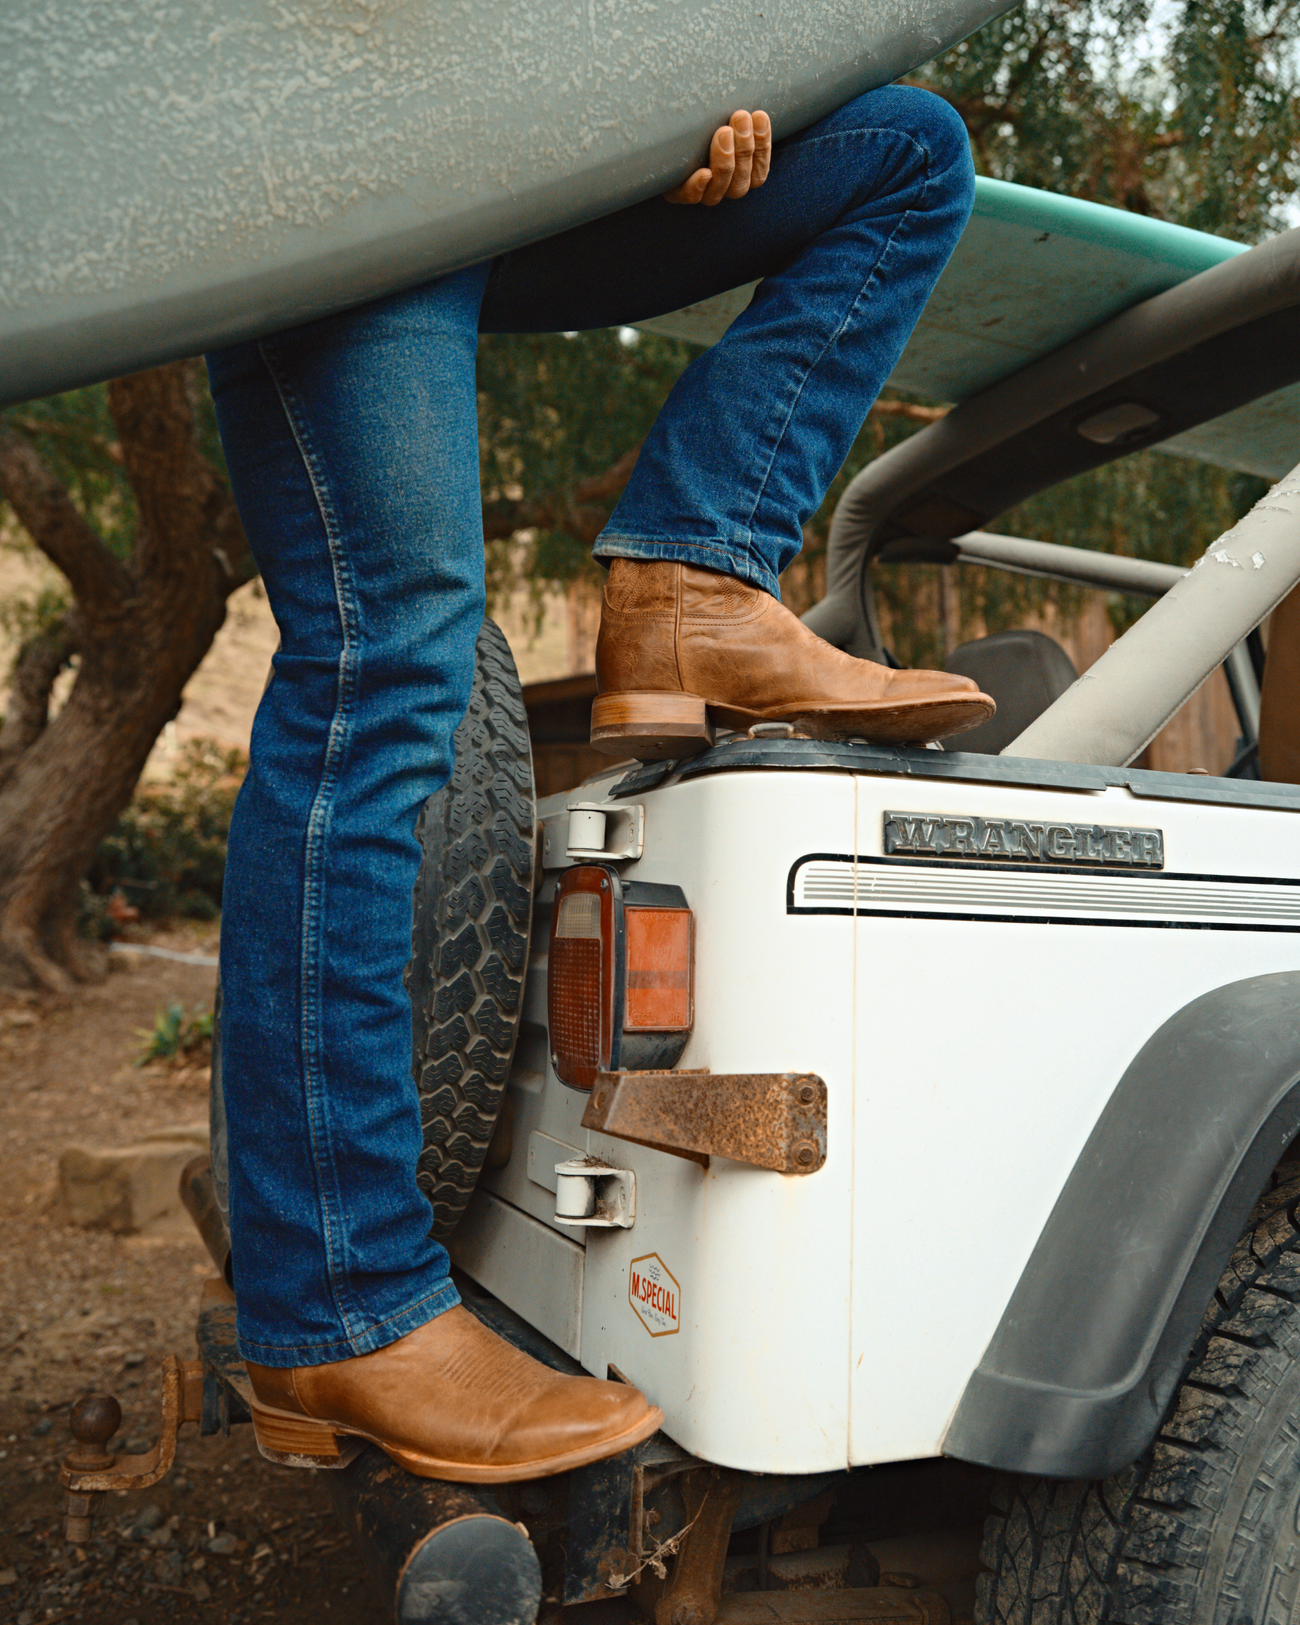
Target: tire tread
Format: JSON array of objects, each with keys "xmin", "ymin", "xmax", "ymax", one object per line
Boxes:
[{"xmin": 404, "ymin": 619, "xmax": 535, "ymax": 1239}]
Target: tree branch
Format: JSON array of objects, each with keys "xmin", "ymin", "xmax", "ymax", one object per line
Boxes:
[
  {"xmin": 111, "ymin": 361, "xmax": 251, "ymax": 594},
  {"xmin": 869, "ymin": 400, "xmax": 949, "ymax": 424},
  {"xmin": 0, "ymin": 425, "xmax": 132, "ymax": 611},
  {"xmin": 7, "ymin": 417, "xmax": 124, "ymax": 465},
  {"xmin": 481, "ymin": 442, "xmax": 644, "ymax": 547},
  {"xmin": 0, "ymin": 613, "xmax": 78, "ymax": 794}
]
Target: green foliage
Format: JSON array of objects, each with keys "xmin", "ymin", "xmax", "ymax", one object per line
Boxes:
[
  {"xmin": 135, "ymin": 1001, "xmax": 214, "ymax": 1066},
  {"xmin": 89, "ymin": 738, "xmax": 246, "ymax": 923},
  {"xmin": 476, "ymin": 329, "xmax": 694, "ymax": 607},
  {"xmin": 917, "ymin": 0, "xmax": 1300, "ymax": 236}
]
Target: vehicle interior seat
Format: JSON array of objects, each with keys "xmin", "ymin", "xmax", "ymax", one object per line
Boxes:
[
  {"xmin": 942, "ymin": 629, "xmax": 1079, "ymax": 755},
  {"xmin": 1258, "ymin": 584, "xmax": 1300, "ymax": 784}
]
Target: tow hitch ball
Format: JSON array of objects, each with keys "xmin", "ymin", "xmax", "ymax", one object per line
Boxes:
[{"xmin": 60, "ymin": 1356, "xmax": 208, "ymax": 1542}]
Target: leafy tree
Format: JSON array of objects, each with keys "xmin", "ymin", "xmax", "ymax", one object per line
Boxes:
[{"xmin": 0, "ymin": 366, "xmax": 253, "ymax": 989}]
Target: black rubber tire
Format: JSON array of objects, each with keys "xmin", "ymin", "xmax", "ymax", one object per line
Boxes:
[
  {"xmin": 977, "ymin": 1165, "xmax": 1300, "ymax": 1625},
  {"xmin": 406, "ymin": 617, "xmax": 536, "ymax": 1240},
  {"xmin": 209, "ymin": 618, "xmax": 535, "ymax": 1243}
]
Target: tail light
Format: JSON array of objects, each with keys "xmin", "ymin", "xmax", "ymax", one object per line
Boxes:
[{"xmin": 548, "ymin": 864, "xmax": 693, "ymax": 1090}]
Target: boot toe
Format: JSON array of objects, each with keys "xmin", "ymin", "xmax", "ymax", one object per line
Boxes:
[{"xmin": 501, "ymin": 1376, "xmax": 660, "ymax": 1470}]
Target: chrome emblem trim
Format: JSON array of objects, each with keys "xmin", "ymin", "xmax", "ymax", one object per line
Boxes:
[{"xmin": 883, "ymin": 811, "xmax": 1164, "ymax": 869}]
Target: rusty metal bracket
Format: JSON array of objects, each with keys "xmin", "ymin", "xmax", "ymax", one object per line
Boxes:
[
  {"xmin": 583, "ymin": 1072, "xmax": 827, "ymax": 1174},
  {"xmin": 654, "ymin": 1467, "xmax": 747, "ymax": 1625},
  {"xmin": 59, "ymin": 1353, "xmax": 206, "ymax": 1542}
]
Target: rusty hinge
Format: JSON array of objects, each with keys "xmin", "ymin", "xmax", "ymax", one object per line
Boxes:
[{"xmin": 583, "ymin": 1071, "xmax": 827, "ymax": 1174}]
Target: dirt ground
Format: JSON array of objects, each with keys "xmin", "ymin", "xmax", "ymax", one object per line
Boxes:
[{"xmin": 0, "ymin": 927, "xmax": 418, "ymax": 1625}]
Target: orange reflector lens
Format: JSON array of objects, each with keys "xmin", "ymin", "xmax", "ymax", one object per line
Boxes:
[
  {"xmin": 548, "ymin": 865, "xmax": 694, "ymax": 1090},
  {"xmin": 624, "ymin": 907, "xmax": 693, "ymax": 1031}
]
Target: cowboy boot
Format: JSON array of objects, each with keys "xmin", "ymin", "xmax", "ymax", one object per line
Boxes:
[
  {"xmin": 246, "ymin": 1305, "xmax": 662, "ymax": 1482},
  {"xmin": 591, "ymin": 560, "xmax": 994, "ymax": 759}
]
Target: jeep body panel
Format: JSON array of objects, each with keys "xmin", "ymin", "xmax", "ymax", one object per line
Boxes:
[
  {"xmin": 946, "ymin": 971, "xmax": 1300, "ymax": 1479},
  {"xmin": 451, "ymin": 747, "xmax": 1300, "ymax": 1474}
]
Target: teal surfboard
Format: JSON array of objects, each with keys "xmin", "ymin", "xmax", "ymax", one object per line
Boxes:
[{"xmin": 641, "ymin": 178, "xmax": 1299, "ymax": 481}]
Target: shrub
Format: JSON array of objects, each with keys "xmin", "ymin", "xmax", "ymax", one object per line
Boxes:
[
  {"xmin": 89, "ymin": 738, "xmax": 246, "ymax": 925},
  {"xmin": 136, "ymin": 1001, "xmax": 215, "ymax": 1066}
]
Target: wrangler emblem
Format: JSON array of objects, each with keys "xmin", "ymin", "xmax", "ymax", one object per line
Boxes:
[{"xmin": 883, "ymin": 811, "xmax": 1164, "ymax": 868}]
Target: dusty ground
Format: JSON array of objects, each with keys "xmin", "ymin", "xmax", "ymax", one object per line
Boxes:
[{"xmin": 0, "ymin": 927, "xmax": 397, "ymax": 1625}]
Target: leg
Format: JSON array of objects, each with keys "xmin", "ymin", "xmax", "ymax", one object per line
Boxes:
[
  {"xmin": 483, "ymin": 84, "xmax": 975, "ymax": 594},
  {"xmin": 485, "ymin": 85, "xmax": 991, "ymax": 755},
  {"xmin": 207, "ymin": 269, "xmax": 660, "ymax": 1477},
  {"xmin": 207, "ymin": 266, "xmax": 491, "ymax": 1366}
]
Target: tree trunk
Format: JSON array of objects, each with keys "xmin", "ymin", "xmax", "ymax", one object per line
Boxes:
[{"xmin": 0, "ymin": 362, "xmax": 250, "ymax": 992}]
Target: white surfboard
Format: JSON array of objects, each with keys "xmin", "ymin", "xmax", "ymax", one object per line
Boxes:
[{"xmin": 0, "ymin": 0, "xmax": 1017, "ymax": 407}]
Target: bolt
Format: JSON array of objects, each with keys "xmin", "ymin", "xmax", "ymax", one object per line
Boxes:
[
  {"xmin": 671, "ymin": 1606, "xmax": 708, "ymax": 1625},
  {"xmin": 600, "ymin": 878, "xmax": 608, "ymax": 890},
  {"xmin": 793, "ymin": 1141, "xmax": 817, "ymax": 1168},
  {"xmin": 798, "ymin": 1083, "xmax": 816, "ymax": 1105}
]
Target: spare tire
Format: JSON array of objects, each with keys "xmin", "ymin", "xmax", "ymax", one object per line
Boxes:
[
  {"xmin": 406, "ymin": 618, "xmax": 536, "ymax": 1238},
  {"xmin": 210, "ymin": 617, "xmax": 536, "ymax": 1242}
]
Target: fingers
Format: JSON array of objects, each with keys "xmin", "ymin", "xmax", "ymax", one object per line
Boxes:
[
  {"xmin": 700, "ymin": 124, "xmax": 735, "ymax": 205},
  {"xmin": 663, "ymin": 167, "xmax": 713, "ymax": 205},
  {"xmin": 662, "ymin": 108, "xmax": 773, "ymax": 205},
  {"xmin": 726, "ymin": 111, "xmax": 754, "ymax": 198},
  {"xmin": 751, "ymin": 110, "xmax": 772, "ymax": 188}
]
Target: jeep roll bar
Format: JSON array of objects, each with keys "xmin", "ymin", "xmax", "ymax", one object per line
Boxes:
[{"xmin": 801, "ymin": 225, "xmax": 1300, "ymax": 767}]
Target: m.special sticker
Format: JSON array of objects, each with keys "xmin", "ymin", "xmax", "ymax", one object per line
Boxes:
[{"xmin": 629, "ymin": 1253, "xmax": 680, "ymax": 1337}]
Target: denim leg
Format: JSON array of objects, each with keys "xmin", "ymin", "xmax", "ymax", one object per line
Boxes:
[
  {"xmin": 482, "ymin": 86, "xmax": 974, "ymax": 598},
  {"xmin": 206, "ymin": 265, "xmax": 489, "ymax": 1366}
]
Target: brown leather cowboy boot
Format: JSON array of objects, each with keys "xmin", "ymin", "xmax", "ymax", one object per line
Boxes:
[
  {"xmin": 591, "ymin": 560, "xmax": 994, "ymax": 759},
  {"xmin": 246, "ymin": 1305, "xmax": 662, "ymax": 1482}
]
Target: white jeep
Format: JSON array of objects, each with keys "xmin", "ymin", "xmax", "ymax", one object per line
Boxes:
[
  {"xmin": 79, "ymin": 175, "xmax": 1300, "ymax": 1625},
  {"xmin": 407, "ymin": 176, "xmax": 1300, "ymax": 1622}
]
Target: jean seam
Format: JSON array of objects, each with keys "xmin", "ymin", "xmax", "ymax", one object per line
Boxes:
[
  {"xmin": 742, "ymin": 127, "xmax": 933, "ymax": 539},
  {"xmin": 256, "ymin": 336, "xmax": 367, "ymax": 1347}
]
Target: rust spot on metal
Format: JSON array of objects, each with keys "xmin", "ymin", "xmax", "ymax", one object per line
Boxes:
[{"xmin": 583, "ymin": 1073, "xmax": 827, "ymax": 1174}]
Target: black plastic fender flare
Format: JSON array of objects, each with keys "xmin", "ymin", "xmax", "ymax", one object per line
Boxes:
[{"xmin": 944, "ymin": 970, "xmax": 1300, "ymax": 1481}]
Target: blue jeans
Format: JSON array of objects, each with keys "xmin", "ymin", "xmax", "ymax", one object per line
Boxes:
[{"xmin": 206, "ymin": 85, "xmax": 974, "ymax": 1366}]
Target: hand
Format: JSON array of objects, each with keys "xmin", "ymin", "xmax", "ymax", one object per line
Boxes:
[{"xmin": 664, "ymin": 110, "xmax": 772, "ymax": 206}]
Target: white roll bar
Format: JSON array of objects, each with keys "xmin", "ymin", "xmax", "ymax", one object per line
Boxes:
[{"xmin": 1005, "ymin": 463, "xmax": 1300, "ymax": 765}]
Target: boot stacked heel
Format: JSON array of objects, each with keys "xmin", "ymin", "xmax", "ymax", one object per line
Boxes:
[
  {"xmin": 249, "ymin": 1401, "xmax": 362, "ymax": 1469},
  {"xmin": 590, "ymin": 691, "xmax": 715, "ymax": 760}
]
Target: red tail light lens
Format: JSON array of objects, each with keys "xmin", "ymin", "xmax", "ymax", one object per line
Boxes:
[{"xmin": 548, "ymin": 865, "xmax": 693, "ymax": 1090}]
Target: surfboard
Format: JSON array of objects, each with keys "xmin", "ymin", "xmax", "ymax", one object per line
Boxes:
[
  {"xmin": 0, "ymin": 0, "xmax": 1017, "ymax": 407},
  {"xmin": 640, "ymin": 177, "xmax": 1300, "ymax": 482}
]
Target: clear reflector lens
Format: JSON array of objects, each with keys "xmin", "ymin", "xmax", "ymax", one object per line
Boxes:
[{"xmin": 555, "ymin": 892, "xmax": 601, "ymax": 939}]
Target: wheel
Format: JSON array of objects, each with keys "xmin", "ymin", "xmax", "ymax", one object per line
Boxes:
[
  {"xmin": 209, "ymin": 618, "xmax": 536, "ymax": 1242},
  {"xmin": 406, "ymin": 617, "xmax": 536, "ymax": 1239},
  {"xmin": 977, "ymin": 1166, "xmax": 1300, "ymax": 1624}
]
